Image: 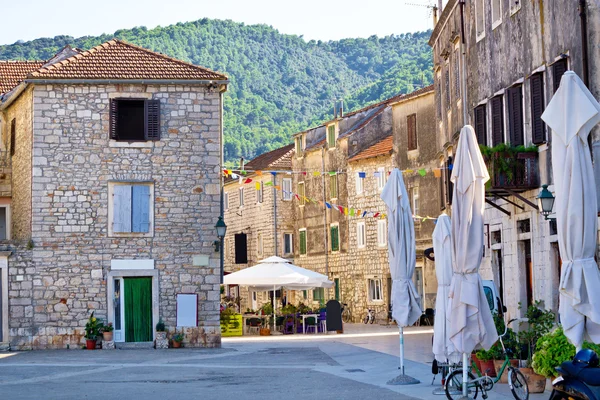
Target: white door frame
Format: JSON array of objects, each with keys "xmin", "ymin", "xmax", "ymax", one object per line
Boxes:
[
  {"xmin": 107, "ymin": 266, "xmax": 159, "ymax": 343},
  {"xmin": 0, "ymin": 251, "xmax": 11, "ymax": 343}
]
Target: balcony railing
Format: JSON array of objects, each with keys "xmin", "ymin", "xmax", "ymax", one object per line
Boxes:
[{"xmin": 486, "ymin": 151, "xmax": 539, "ymax": 192}]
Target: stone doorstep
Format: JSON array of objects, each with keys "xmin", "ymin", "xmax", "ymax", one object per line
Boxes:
[
  {"xmin": 0, "ymin": 342, "xmax": 10, "ymax": 351},
  {"xmin": 115, "ymin": 341, "xmax": 154, "ymax": 350}
]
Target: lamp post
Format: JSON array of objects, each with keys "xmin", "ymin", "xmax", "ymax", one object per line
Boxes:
[
  {"xmin": 215, "ymin": 216, "xmax": 227, "ymax": 284},
  {"xmin": 537, "ymin": 184, "xmax": 556, "ymax": 220}
]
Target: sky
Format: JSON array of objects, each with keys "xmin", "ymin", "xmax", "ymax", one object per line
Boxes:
[{"xmin": 1, "ymin": 0, "xmax": 440, "ymax": 45}]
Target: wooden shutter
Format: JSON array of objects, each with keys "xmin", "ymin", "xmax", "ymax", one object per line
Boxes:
[
  {"xmin": 109, "ymin": 99, "xmax": 119, "ymax": 140},
  {"xmin": 474, "ymin": 105, "xmax": 487, "ymax": 146},
  {"xmin": 132, "ymin": 185, "xmax": 151, "ymax": 233},
  {"xmin": 507, "ymin": 86, "xmax": 524, "ymax": 146},
  {"xmin": 439, "ymin": 168, "xmax": 446, "ymax": 210},
  {"xmin": 144, "ymin": 100, "xmax": 161, "ymax": 141},
  {"xmin": 407, "ymin": 114, "xmax": 417, "ymax": 150},
  {"xmin": 491, "ymin": 96, "xmax": 504, "ymax": 146},
  {"xmin": 113, "ymin": 185, "xmax": 132, "ymax": 233},
  {"xmin": 330, "ymin": 226, "xmax": 339, "ymax": 252},
  {"xmin": 445, "ymin": 157, "xmax": 453, "ymax": 205},
  {"xmin": 530, "ymin": 73, "xmax": 546, "ymax": 144},
  {"xmin": 234, "ymin": 233, "xmax": 248, "ymax": 264},
  {"xmin": 299, "ymin": 231, "xmax": 307, "ymax": 255},
  {"xmin": 553, "ymin": 58, "xmax": 568, "ymax": 93},
  {"xmin": 10, "ymin": 119, "xmax": 15, "ymax": 157}
]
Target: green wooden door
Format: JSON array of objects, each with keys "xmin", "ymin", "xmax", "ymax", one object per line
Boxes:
[
  {"xmin": 334, "ymin": 278, "xmax": 340, "ymax": 301},
  {"xmin": 124, "ymin": 277, "xmax": 153, "ymax": 342}
]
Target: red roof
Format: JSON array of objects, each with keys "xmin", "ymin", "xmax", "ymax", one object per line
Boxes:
[
  {"xmin": 225, "ymin": 144, "xmax": 294, "ymax": 184},
  {"xmin": 348, "ymin": 135, "xmax": 393, "ymax": 162},
  {"xmin": 28, "ymin": 39, "xmax": 227, "ymax": 81},
  {"xmin": 0, "ymin": 60, "xmax": 45, "ymax": 94}
]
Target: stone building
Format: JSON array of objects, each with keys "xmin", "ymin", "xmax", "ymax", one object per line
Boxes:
[
  {"xmin": 430, "ymin": 0, "xmax": 600, "ymax": 318},
  {"xmin": 222, "ymin": 144, "xmax": 294, "ymax": 311},
  {"xmin": 0, "ymin": 40, "xmax": 228, "ymax": 349}
]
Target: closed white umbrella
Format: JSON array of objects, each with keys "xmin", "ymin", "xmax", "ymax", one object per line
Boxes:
[
  {"xmin": 449, "ymin": 126, "xmax": 498, "ymax": 396},
  {"xmin": 381, "ymin": 168, "xmax": 422, "ymax": 385},
  {"xmin": 541, "ymin": 71, "xmax": 600, "ymax": 348},
  {"xmin": 432, "ymin": 213, "xmax": 457, "ymax": 363}
]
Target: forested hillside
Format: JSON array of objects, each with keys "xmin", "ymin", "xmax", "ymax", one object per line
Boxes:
[{"xmin": 0, "ymin": 19, "xmax": 432, "ymax": 162}]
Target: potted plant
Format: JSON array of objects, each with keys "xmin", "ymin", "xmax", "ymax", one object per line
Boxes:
[
  {"xmin": 491, "ymin": 313, "xmax": 519, "ymax": 383},
  {"xmin": 171, "ymin": 332, "xmax": 184, "ymax": 348},
  {"xmin": 84, "ymin": 312, "xmax": 102, "ymax": 350},
  {"xmin": 517, "ymin": 301, "xmax": 555, "ymax": 393},
  {"xmin": 101, "ymin": 322, "xmax": 114, "ymax": 341},
  {"xmin": 258, "ymin": 303, "xmax": 273, "ymax": 335},
  {"xmin": 475, "ymin": 346, "xmax": 499, "ymax": 378},
  {"xmin": 156, "ymin": 318, "xmax": 167, "ymax": 341}
]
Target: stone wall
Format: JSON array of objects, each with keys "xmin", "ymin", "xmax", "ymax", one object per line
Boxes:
[{"xmin": 6, "ymin": 83, "xmax": 223, "ymax": 349}]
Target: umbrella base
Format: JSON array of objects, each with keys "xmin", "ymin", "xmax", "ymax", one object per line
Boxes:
[
  {"xmin": 432, "ymin": 387, "xmax": 448, "ymax": 395},
  {"xmin": 387, "ymin": 374, "xmax": 420, "ymax": 385}
]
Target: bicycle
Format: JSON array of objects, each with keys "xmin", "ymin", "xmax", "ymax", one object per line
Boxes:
[
  {"xmin": 444, "ymin": 318, "xmax": 529, "ymax": 400},
  {"xmin": 341, "ymin": 303, "xmax": 352, "ymax": 323},
  {"xmin": 363, "ymin": 308, "xmax": 375, "ymax": 324}
]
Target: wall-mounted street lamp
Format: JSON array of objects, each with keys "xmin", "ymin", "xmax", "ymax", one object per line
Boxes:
[
  {"xmin": 537, "ymin": 185, "xmax": 556, "ymax": 220},
  {"xmin": 214, "ymin": 216, "xmax": 227, "ymax": 284}
]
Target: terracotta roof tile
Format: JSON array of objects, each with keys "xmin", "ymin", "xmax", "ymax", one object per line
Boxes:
[
  {"xmin": 348, "ymin": 135, "xmax": 393, "ymax": 163},
  {"xmin": 28, "ymin": 39, "xmax": 227, "ymax": 81},
  {"xmin": 0, "ymin": 60, "xmax": 45, "ymax": 94},
  {"xmin": 225, "ymin": 144, "xmax": 294, "ymax": 183}
]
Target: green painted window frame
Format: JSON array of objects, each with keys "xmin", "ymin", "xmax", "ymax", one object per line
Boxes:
[
  {"xmin": 330, "ymin": 225, "xmax": 339, "ymax": 252},
  {"xmin": 299, "ymin": 229, "xmax": 307, "ymax": 255},
  {"xmin": 327, "ymin": 125, "xmax": 336, "ymax": 148}
]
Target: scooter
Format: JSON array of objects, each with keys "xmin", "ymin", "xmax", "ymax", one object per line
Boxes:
[{"xmin": 550, "ymin": 349, "xmax": 600, "ymax": 400}]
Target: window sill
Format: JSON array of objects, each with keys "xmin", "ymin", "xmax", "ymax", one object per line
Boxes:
[
  {"xmin": 476, "ymin": 33, "xmax": 486, "ymax": 43},
  {"xmin": 510, "ymin": 5, "xmax": 521, "ymax": 16},
  {"xmin": 492, "ymin": 20, "xmax": 502, "ymax": 30},
  {"xmin": 367, "ymin": 300, "xmax": 384, "ymax": 305},
  {"xmin": 109, "ymin": 231, "xmax": 154, "ymax": 238},
  {"xmin": 109, "ymin": 141, "xmax": 155, "ymax": 149}
]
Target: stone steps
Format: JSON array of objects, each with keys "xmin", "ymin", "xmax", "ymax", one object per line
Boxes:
[{"xmin": 115, "ymin": 341, "xmax": 154, "ymax": 350}]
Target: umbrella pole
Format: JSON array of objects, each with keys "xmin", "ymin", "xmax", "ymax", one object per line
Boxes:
[
  {"xmin": 400, "ymin": 326, "xmax": 405, "ymax": 374},
  {"xmin": 273, "ymin": 285, "xmax": 276, "ymax": 333},
  {"xmin": 462, "ymin": 353, "xmax": 468, "ymax": 398},
  {"xmin": 387, "ymin": 326, "xmax": 420, "ymax": 385}
]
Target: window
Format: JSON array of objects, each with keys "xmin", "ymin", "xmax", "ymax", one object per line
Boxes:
[
  {"xmin": 109, "ymin": 99, "xmax": 160, "ymax": 141},
  {"xmin": 476, "ymin": 0, "xmax": 485, "ymax": 39},
  {"xmin": 377, "ymin": 219, "xmax": 387, "ymax": 247},
  {"xmin": 256, "ymin": 182, "xmax": 264, "ymax": 204},
  {"xmin": 444, "ymin": 67, "xmax": 451, "ymax": 109},
  {"xmin": 454, "ymin": 51, "xmax": 461, "ymax": 99},
  {"xmin": 330, "ymin": 174, "xmax": 338, "ymax": 199},
  {"xmin": 283, "ymin": 233, "xmax": 293, "ymax": 255},
  {"xmin": 407, "ymin": 114, "xmax": 417, "ymax": 151},
  {"xmin": 313, "ymin": 287, "xmax": 325, "ymax": 301},
  {"xmin": 235, "ymin": 233, "xmax": 248, "ymax": 264},
  {"xmin": 445, "ymin": 157, "xmax": 454, "ymax": 205},
  {"xmin": 257, "ymin": 233, "xmax": 263, "ymax": 256},
  {"xmin": 355, "ymin": 172, "xmax": 364, "ymax": 195},
  {"xmin": 530, "ymin": 73, "xmax": 546, "ymax": 144},
  {"xmin": 330, "ymin": 224, "xmax": 340, "ymax": 252},
  {"xmin": 357, "ymin": 221, "xmax": 366, "ymax": 248},
  {"xmin": 474, "ymin": 105, "xmax": 487, "ymax": 146},
  {"xmin": 282, "ymin": 178, "xmax": 292, "ymax": 201},
  {"xmin": 507, "ymin": 85, "xmax": 524, "ymax": 146},
  {"xmin": 377, "ymin": 167, "xmax": 386, "ymax": 191},
  {"xmin": 491, "ymin": 96, "xmax": 504, "ymax": 146},
  {"xmin": 295, "ymin": 136, "xmax": 303, "ymax": 157},
  {"xmin": 299, "ymin": 229, "xmax": 307, "ymax": 255},
  {"xmin": 368, "ymin": 278, "xmax": 383, "ymax": 302},
  {"xmin": 327, "ymin": 125, "xmax": 336, "ymax": 148},
  {"xmin": 553, "ymin": 58, "xmax": 568, "ymax": 93},
  {"xmin": 436, "ymin": 73, "xmax": 442, "ymax": 118},
  {"xmin": 224, "ymin": 192, "xmax": 229, "ymax": 211},
  {"xmin": 0, "ymin": 205, "xmax": 11, "ymax": 240},
  {"xmin": 303, "ymin": 290, "xmax": 308, "ymax": 300},
  {"xmin": 10, "ymin": 119, "xmax": 15, "ymax": 157},
  {"xmin": 110, "ymin": 183, "xmax": 153, "ymax": 236},
  {"xmin": 439, "ymin": 162, "xmax": 446, "ymax": 211},
  {"xmin": 412, "ymin": 187, "xmax": 420, "ymax": 216},
  {"xmin": 239, "ymin": 188, "xmax": 244, "ymax": 207},
  {"xmin": 492, "ymin": 0, "xmax": 502, "ymax": 27},
  {"xmin": 298, "ymin": 182, "xmax": 306, "ymax": 206}
]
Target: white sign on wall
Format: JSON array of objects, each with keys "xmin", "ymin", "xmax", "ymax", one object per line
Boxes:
[{"xmin": 176, "ymin": 293, "xmax": 198, "ymax": 327}]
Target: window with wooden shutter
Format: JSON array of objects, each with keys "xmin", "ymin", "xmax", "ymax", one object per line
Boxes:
[
  {"xmin": 491, "ymin": 96, "xmax": 504, "ymax": 146},
  {"xmin": 10, "ymin": 119, "xmax": 15, "ymax": 157},
  {"xmin": 298, "ymin": 182, "xmax": 306, "ymax": 206},
  {"xmin": 454, "ymin": 51, "xmax": 460, "ymax": 99},
  {"xmin": 553, "ymin": 58, "xmax": 568, "ymax": 93},
  {"xmin": 282, "ymin": 178, "xmax": 292, "ymax": 201},
  {"xmin": 113, "ymin": 185, "xmax": 132, "ymax": 233},
  {"xmin": 144, "ymin": 100, "xmax": 161, "ymax": 141},
  {"xmin": 110, "ymin": 183, "xmax": 153, "ymax": 236},
  {"xmin": 407, "ymin": 114, "xmax": 417, "ymax": 151},
  {"xmin": 132, "ymin": 185, "xmax": 151, "ymax": 233},
  {"xmin": 530, "ymin": 73, "xmax": 546, "ymax": 144},
  {"xmin": 299, "ymin": 230, "xmax": 307, "ymax": 255},
  {"xmin": 507, "ymin": 85, "xmax": 524, "ymax": 146},
  {"xmin": 439, "ymin": 166, "xmax": 446, "ymax": 210},
  {"xmin": 474, "ymin": 105, "xmax": 487, "ymax": 146},
  {"xmin": 109, "ymin": 100, "xmax": 119, "ymax": 140},
  {"xmin": 327, "ymin": 125, "xmax": 336, "ymax": 148},
  {"xmin": 234, "ymin": 233, "xmax": 248, "ymax": 264},
  {"xmin": 445, "ymin": 157, "xmax": 454, "ymax": 205},
  {"xmin": 330, "ymin": 225, "xmax": 339, "ymax": 252},
  {"xmin": 330, "ymin": 174, "xmax": 338, "ymax": 199},
  {"xmin": 445, "ymin": 68, "xmax": 451, "ymax": 109}
]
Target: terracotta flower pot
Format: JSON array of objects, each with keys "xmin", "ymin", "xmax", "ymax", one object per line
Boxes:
[
  {"xmin": 86, "ymin": 339, "xmax": 97, "ymax": 350},
  {"xmin": 259, "ymin": 328, "xmax": 271, "ymax": 336},
  {"xmin": 493, "ymin": 359, "xmax": 519, "ymax": 383},
  {"xmin": 471, "ymin": 353, "xmax": 482, "ymax": 374},
  {"xmin": 520, "ymin": 367, "xmax": 546, "ymax": 393},
  {"xmin": 102, "ymin": 332, "xmax": 113, "ymax": 342},
  {"xmin": 172, "ymin": 341, "xmax": 182, "ymax": 348},
  {"xmin": 479, "ymin": 360, "xmax": 497, "ymax": 377}
]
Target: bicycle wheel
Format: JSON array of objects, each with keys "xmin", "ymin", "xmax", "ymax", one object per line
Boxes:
[
  {"xmin": 369, "ymin": 314, "xmax": 375, "ymax": 324},
  {"xmin": 508, "ymin": 368, "xmax": 529, "ymax": 400},
  {"xmin": 363, "ymin": 315, "xmax": 369, "ymax": 324},
  {"xmin": 342, "ymin": 309, "xmax": 351, "ymax": 323},
  {"xmin": 445, "ymin": 369, "xmax": 479, "ymax": 400}
]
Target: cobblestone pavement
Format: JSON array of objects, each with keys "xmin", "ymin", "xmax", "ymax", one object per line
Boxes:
[{"xmin": 0, "ymin": 324, "xmax": 548, "ymax": 400}]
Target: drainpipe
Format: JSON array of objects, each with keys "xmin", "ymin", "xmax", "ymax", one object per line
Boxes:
[
  {"xmin": 460, "ymin": 0, "xmax": 468, "ymax": 126},
  {"xmin": 579, "ymin": 0, "xmax": 590, "ymax": 87},
  {"xmin": 321, "ymin": 147, "xmax": 329, "ymax": 277},
  {"xmin": 273, "ymin": 171, "xmax": 278, "ymax": 257},
  {"xmin": 219, "ymin": 90, "xmax": 225, "ymax": 284}
]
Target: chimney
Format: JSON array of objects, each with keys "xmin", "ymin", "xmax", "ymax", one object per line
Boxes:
[
  {"xmin": 338, "ymin": 99, "xmax": 344, "ymax": 118},
  {"xmin": 433, "ymin": 5, "xmax": 439, "ymax": 25},
  {"xmin": 333, "ymin": 99, "xmax": 338, "ymax": 118},
  {"xmin": 239, "ymin": 157, "xmax": 244, "ymax": 171}
]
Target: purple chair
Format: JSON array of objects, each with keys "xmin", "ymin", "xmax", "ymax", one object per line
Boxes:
[{"xmin": 318, "ymin": 311, "xmax": 327, "ymax": 333}]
